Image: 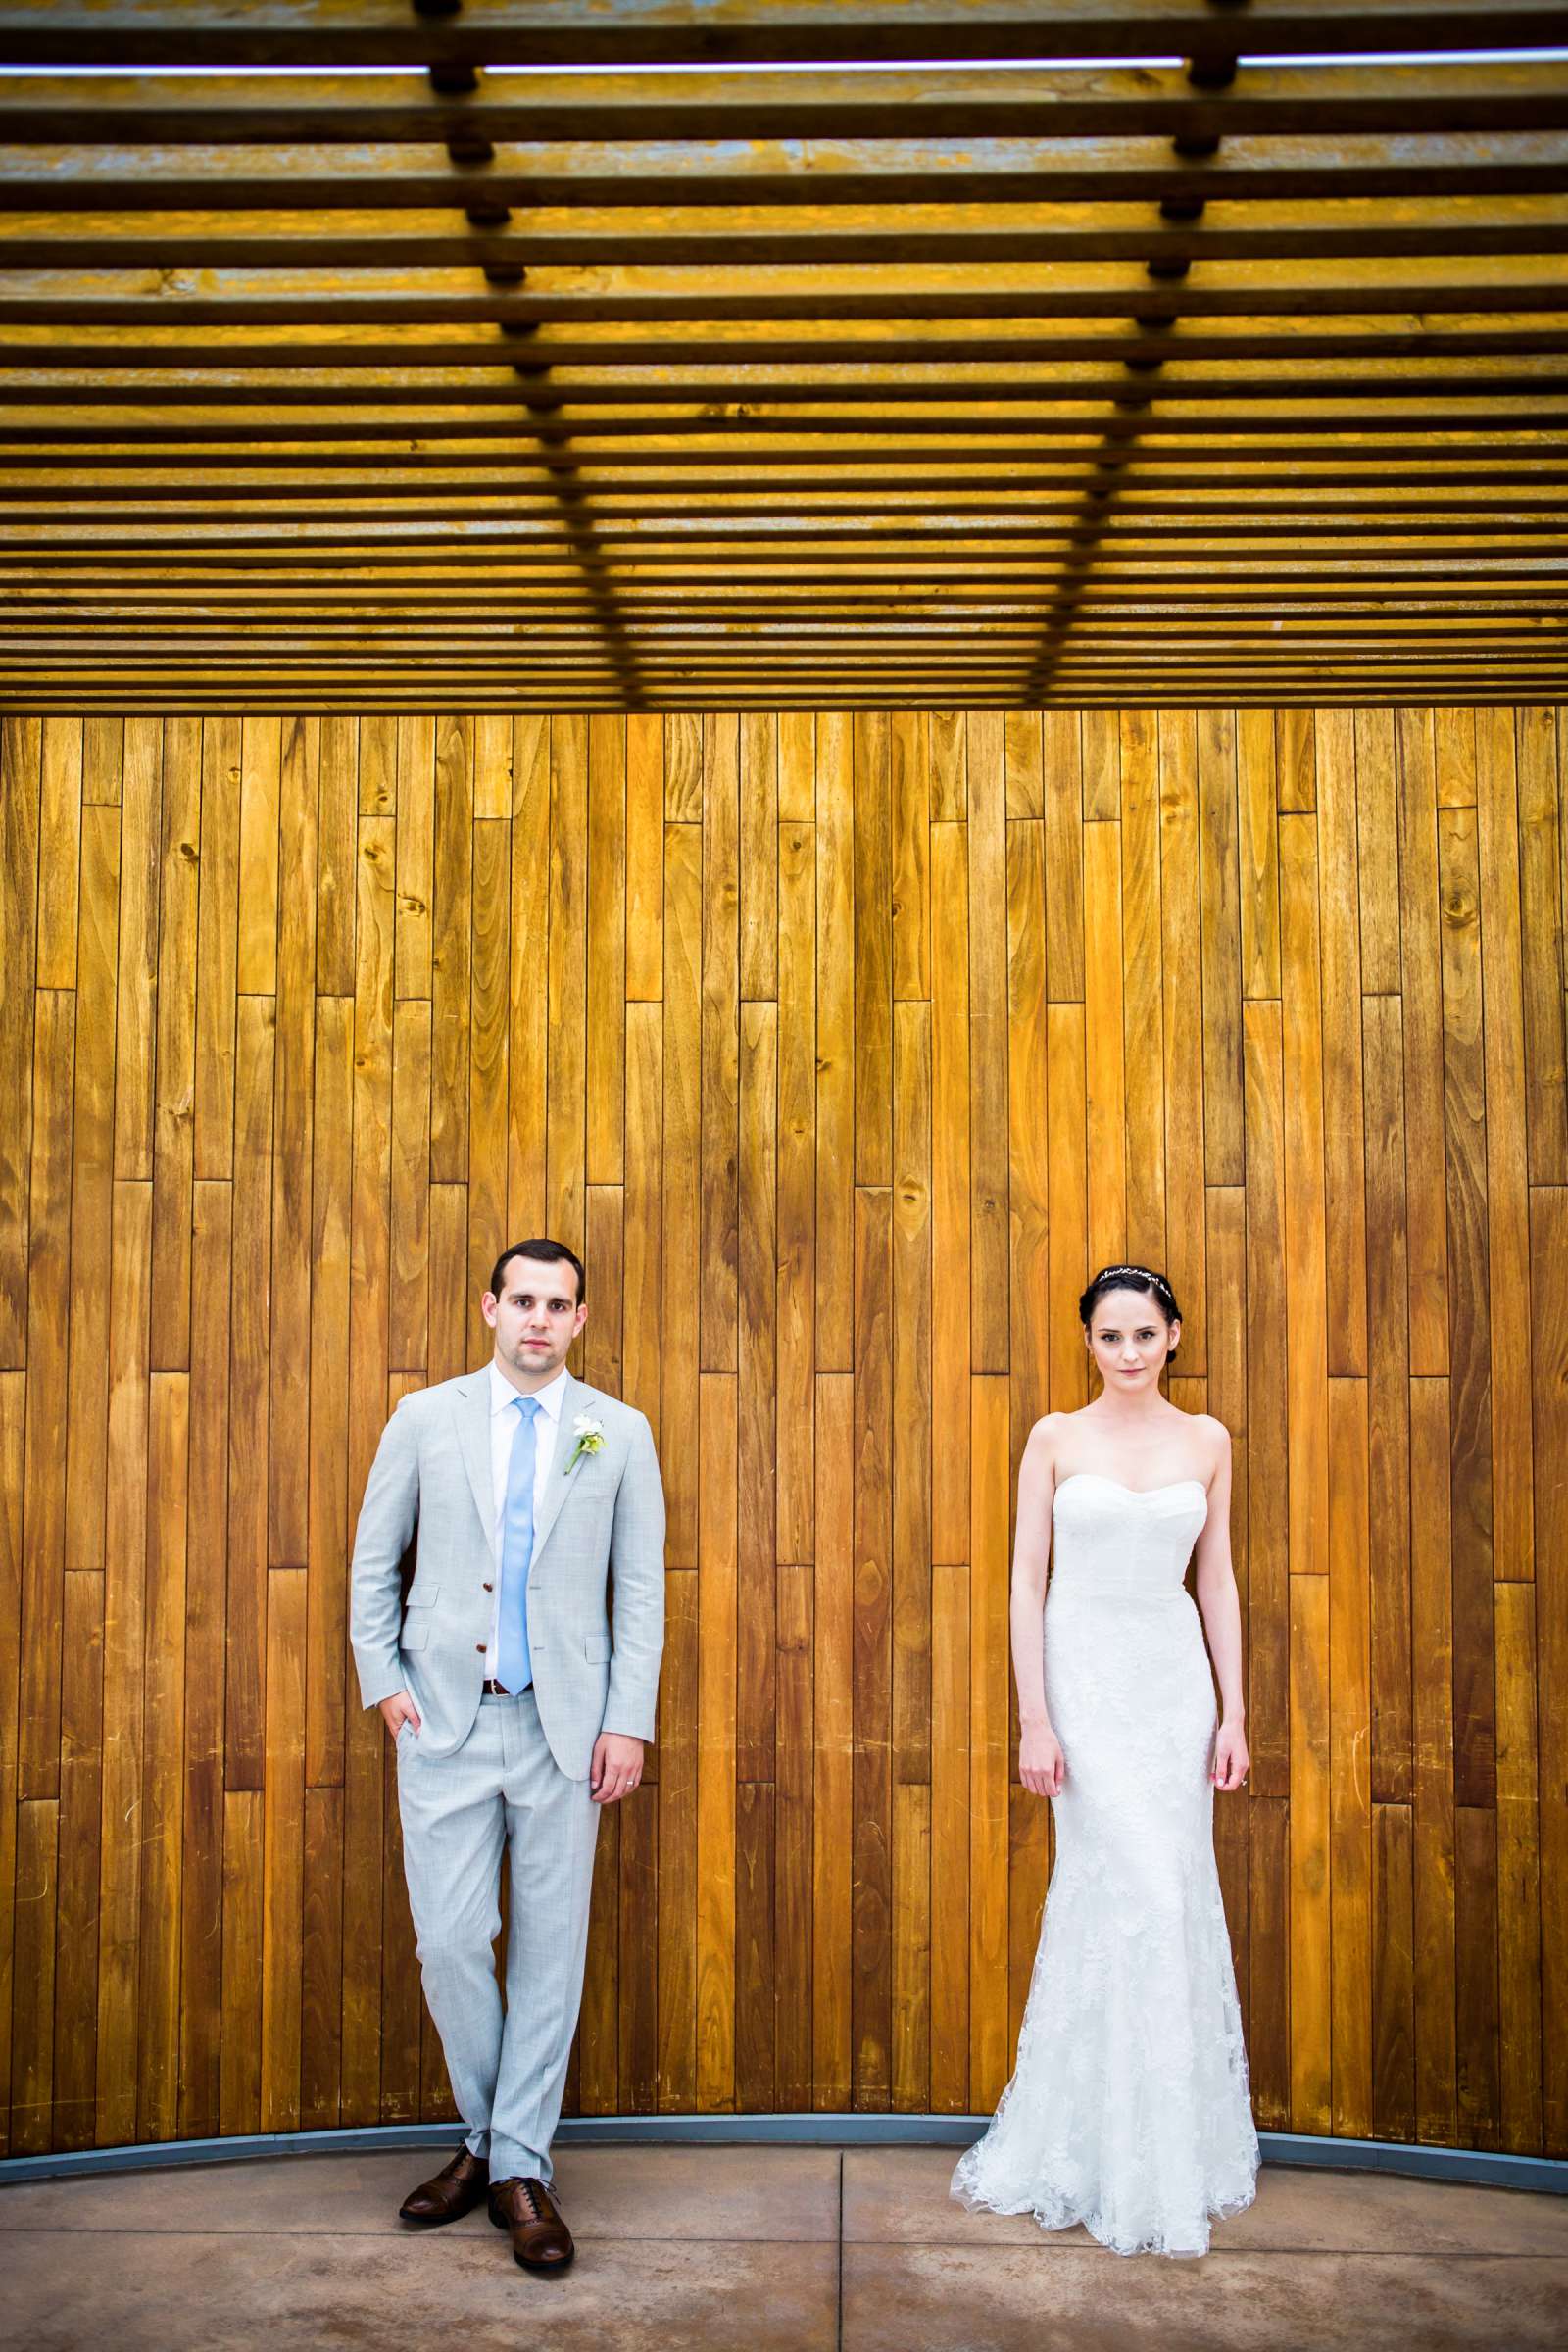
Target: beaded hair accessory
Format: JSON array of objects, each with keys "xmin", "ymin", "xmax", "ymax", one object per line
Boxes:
[{"xmin": 1091, "ymin": 1263, "xmax": 1179, "ymax": 1312}]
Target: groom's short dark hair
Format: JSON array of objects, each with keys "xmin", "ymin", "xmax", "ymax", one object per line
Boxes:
[{"xmin": 488, "ymin": 1239, "xmax": 586, "ymax": 1307}]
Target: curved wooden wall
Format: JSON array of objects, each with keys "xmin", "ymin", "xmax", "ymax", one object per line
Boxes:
[{"xmin": 0, "ymin": 706, "xmax": 1563, "ymax": 2160}]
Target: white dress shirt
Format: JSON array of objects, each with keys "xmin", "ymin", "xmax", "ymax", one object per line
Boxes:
[{"xmin": 485, "ymin": 1357, "xmax": 567, "ymax": 1685}]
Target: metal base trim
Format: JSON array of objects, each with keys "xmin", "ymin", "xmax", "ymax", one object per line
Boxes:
[{"xmin": 2, "ymin": 2117, "xmax": 1564, "ymax": 2194}]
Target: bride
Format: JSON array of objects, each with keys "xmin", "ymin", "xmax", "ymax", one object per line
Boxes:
[{"xmin": 952, "ymin": 1263, "xmax": 1260, "ymax": 2257}]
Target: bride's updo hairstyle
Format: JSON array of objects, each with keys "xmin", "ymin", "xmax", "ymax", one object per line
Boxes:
[{"xmin": 1078, "ymin": 1263, "xmax": 1183, "ymax": 1361}]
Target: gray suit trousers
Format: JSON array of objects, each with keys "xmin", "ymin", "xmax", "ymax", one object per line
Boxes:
[{"xmin": 396, "ymin": 1686, "xmax": 600, "ymax": 2184}]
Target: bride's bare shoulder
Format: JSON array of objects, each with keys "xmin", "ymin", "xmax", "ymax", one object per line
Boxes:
[
  {"xmin": 1184, "ymin": 1410, "xmax": 1233, "ymax": 1451},
  {"xmin": 1024, "ymin": 1407, "xmax": 1088, "ymax": 1460},
  {"xmin": 1177, "ymin": 1410, "xmax": 1233, "ymax": 1481}
]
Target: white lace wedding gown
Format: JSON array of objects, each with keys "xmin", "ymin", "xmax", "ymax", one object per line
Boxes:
[{"xmin": 952, "ymin": 1472, "xmax": 1260, "ymax": 2258}]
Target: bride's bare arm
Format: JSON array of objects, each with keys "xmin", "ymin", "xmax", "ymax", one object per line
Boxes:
[
  {"xmin": 1193, "ymin": 1425, "xmax": 1250, "ymax": 1788},
  {"xmin": 1011, "ymin": 1419, "xmax": 1064, "ymax": 1795}
]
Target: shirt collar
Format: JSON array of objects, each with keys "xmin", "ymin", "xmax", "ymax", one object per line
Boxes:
[{"xmin": 488, "ymin": 1359, "xmax": 569, "ymax": 1421}]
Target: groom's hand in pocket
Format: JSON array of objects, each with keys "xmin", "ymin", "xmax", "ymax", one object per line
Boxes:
[
  {"xmin": 379, "ymin": 1690, "xmax": 421, "ymax": 1740},
  {"xmin": 590, "ymin": 1732, "xmax": 645, "ymax": 1804}
]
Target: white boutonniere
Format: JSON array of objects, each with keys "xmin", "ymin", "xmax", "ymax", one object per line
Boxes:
[{"xmin": 564, "ymin": 1411, "xmax": 606, "ymax": 1474}]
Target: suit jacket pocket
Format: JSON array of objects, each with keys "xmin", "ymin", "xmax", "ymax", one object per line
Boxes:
[
  {"xmin": 400, "ymin": 1614, "xmax": 432, "ymax": 1651},
  {"xmin": 567, "ymin": 1460, "xmax": 618, "ymax": 1500}
]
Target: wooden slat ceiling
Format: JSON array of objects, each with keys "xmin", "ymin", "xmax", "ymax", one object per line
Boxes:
[{"xmin": 3, "ymin": 0, "xmax": 1568, "ymax": 710}]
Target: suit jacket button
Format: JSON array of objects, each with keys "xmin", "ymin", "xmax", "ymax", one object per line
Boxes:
[
  {"xmin": 475, "ymin": 1642, "xmax": 485, "ymax": 1653},
  {"xmin": 483, "ymin": 1582, "xmax": 493, "ymax": 1592}
]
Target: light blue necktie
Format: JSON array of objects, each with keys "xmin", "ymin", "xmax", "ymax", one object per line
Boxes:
[{"xmin": 497, "ymin": 1394, "xmax": 541, "ymax": 1693}]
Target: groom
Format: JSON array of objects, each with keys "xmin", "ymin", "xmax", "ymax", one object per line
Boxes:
[{"xmin": 350, "ymin": 1238, "xmax": 665, "ymax": 2272}]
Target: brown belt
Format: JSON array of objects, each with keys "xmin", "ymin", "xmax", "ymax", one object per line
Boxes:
[{"xmin": 481, "ymin": 1678, "xmax": 512, "ymax": 1695}]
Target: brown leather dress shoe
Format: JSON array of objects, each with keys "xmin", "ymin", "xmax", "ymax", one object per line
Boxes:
[
  {"xmin": 488, "ymin": 2176, "xmax": 575, "ymax": 2271},
  {"xmin": 398, "ymin": 2145, "xmax": 489, "ymax": 2225}
]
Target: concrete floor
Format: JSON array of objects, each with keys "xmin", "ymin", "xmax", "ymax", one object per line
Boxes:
[{"xmin": 1, "ymin": 2144, "xmax": 1565, "ymax": 2352}]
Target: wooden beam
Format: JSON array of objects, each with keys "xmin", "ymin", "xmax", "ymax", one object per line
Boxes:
[
  {"xmin": 8, "ymin": 64, "xmax": 1568, "ymax": 144},
  {"xmin": 10, "ymin": 196, "xmax": 1568, "ymax": 271},
  {"xmin": 3, "ymin": 643, "xmax": 1561, "ymax": 667},
  {"xmin": 6, "ymin": 340, "xmax": 1568, "ymax": 386},
  {"xmin": 4, "ymin": 443, "xmax": 1562, "ymax": 477},
  {"xmin": 7, "ymin": 256, "xmax": 1568, "ymax": 324},
  {"xmin": 5, "ymin": 492, "xmax": 1568, "ymax": 523},
  {"xmin": 6, "ymin": 624, "xmax": 1560, "ymax": 654},
  {"xmin": 7, "ymin": 608, "xmax": 1562, "ymax": 631},
  {"xmin": 10, "ymin": 589, "xmax": 1564, "ymax": 611},
  {"xmin": 0, "ymin": 3, "xmax": 1563, "ymax": 71},
  {"xmin": 4, "ymin": 555, "xmax": 1565, "ymax": 586},
  {"xmin": 9, "ymin": 134, "xmax": 1568, "ymax": 212},
  {"xmin": 9, "ymin": 323, "xmax": 1568, "ymax": 373},
  {"xmin": 4, "ymin": 500, "xmax": 1565, "ymax": 538},
  {"xmin": 5, "ymin": 383, "xmax": 1568, "ymax": 425},
  {"xmin": 8, "ymin": 486, "xmax": 1567, "ymax": 521}
]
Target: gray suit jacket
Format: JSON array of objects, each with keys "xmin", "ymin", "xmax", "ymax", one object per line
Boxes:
[{"xmin": 350, "ymin": 1366, "xmax": 665, "ymax": 1780}]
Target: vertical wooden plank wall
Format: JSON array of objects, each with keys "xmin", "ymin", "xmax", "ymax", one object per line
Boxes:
[{"xmin": 1, "ymin": 706, "xmax": 1564, "ymax": 2158}]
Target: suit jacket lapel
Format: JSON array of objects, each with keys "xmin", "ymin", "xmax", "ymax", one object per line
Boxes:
[
  {"xmin": 528, "ymin": 1370, "xmax": 587, "ymax": 1568},
  {"xmin": 452, "ymin": 1370, "xmax": 497, "ymax": 1557}
]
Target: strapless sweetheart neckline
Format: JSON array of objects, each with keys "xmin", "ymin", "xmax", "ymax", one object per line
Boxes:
[{"xmin": 1054, "ymin": 1471, "xmax": 1208, "ymax": 1502}]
